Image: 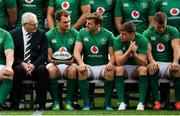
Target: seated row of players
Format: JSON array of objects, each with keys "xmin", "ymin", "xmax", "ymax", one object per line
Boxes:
[
  {"xmin": 0, "ymin": 10, "xmax": 179, "ymax": 111},
  {"xmin": 47, "ymin": 12, "xmax": 180, "ymax": 110}
]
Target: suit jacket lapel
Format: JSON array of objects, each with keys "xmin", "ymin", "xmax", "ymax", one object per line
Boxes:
[{"xmin": 19, "ymin": 29, "xmax": 25, "ymax": 58}]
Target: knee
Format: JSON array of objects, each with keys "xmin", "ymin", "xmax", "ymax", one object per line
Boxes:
[
  {"xmin": 5, "ymin": 69, "xmax": 14, "ymax": 80},
  {"xmin": 103, "ymin": 68, "xmax": 114, "ymax": 81},
  {"xmin": 77, "ymin": 68, "xmax": 89, "ymax": 80},
  {"xmin": 115, "ymin": 66, "xmax": 125, "ymax": 76},
  {"xmin": 137, "ymin": 66, "xmax": 147, "ymax": 75},
  {"xmin": 66, "ymin": 65, "xmax": 77, "ymax": 79},
  {"xmin": 46, "ymin": 63, "xmax": 59, "ymax": 79},
  {"xmin": 13, "ymin": 65, "xmax": 26, "ymax": 74}
]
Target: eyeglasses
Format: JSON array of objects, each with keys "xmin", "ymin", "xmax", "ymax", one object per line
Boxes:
[{"xmin": 27, "ymin": 23, "xmax": 38, "ymax": 27}]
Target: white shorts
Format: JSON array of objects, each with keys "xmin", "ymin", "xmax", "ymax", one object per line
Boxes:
[
  {"xmin": 0, "ymin": 65, "xmax": 5, "ymax": 70},
  {"xmin": 88, "ymin": 65, "xmax": 106, "ymax": 80},
  {"xmin": 157, "ymin": 62, "xmax": 171, "ymax": 78},
  {"xmin": 46, "ymin": 63, "xmax": 77, "ymax": 79},
  {"xmin": 124, "ymin": 65, "xmax": 137, "ymax": 79},
  {"xmin": 57, "ymin": 64, "xmax": 68, "ymax": 76}
]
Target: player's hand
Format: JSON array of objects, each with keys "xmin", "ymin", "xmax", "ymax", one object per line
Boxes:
[
  {"xmin": 106, "ymin": 64, "xmax": 114, "ymax": 71},
  {"xmin": 128, "ymin": 41, "xmax": 136, "ymax": 53},
  {"xmin": 78, "ymin": 64, "xmax": 87, "ymax": 72},
  {"xmin": 3, "ymin": 67, "xmax": 13, "ymax": 77},
  {"xmin": 20, "ymin": 62, "xmax": 29, "ymax": 72},
  {"xmin": 131, "ymin": 42, "xmax": 137, "ymax": 54},
  {"xmin": 148, "ymin": 62, "xmax": 159, "ymax": 75},
  {"xmin": 170, "ymin": 62, "xmax": 180, "ymax": 72},
  {"xmin": 26, "ymin": 63, "xmax": 35, "ymax": 76},
  {"xmin": 65, "ymin": 58, "xmax": 74, "ymax": 65}
]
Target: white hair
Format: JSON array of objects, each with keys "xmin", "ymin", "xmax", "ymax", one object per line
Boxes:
[{"xmin": 21, "ymin": 12, "xmax": 38, "ymax": 25}]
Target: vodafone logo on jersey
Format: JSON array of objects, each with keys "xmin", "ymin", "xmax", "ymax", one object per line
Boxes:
[
  {"xmin": 131, "ymin": 10, "xmax": 140, "ymax": 19},
  {"xmin": 25, "ymin": 0, "xmax": 33, "ymax": 3},
  {"xmin": 61, "ymin": 2, "xmax": 70, "ymax": 10},
  {"xmin": 59, "ymin": 47, "xmax": 67, "ymax": 52},
  {"xmin": 157, "ymin": 43, "xmax": 165, "ymax": 52},
  {"xmin": 170, "ymin": 8, "xmax": 179, "ymax": 16},
  {"xmin": 91, "ymin": 46, "xmax": 99, "ymax": 54},
  {"xmin": 97, "ymin": 7, "xmax": 105, "ymax": 15}
]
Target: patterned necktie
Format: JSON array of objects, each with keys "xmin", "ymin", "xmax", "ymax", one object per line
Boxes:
[{"xmin": 24, "ymin": 33, "xmax": 32, "ymax": 63}]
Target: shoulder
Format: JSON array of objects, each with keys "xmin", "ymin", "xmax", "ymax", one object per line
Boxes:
[
  {"xmin": 79, "ymin": 28, "xmax": 86, "ymax": 33},
  {"xmin": 69, "ymin": 28, "xmax": 79, "ymax": 34},
  {"xmin": 135, "ymin": 32, "xmax": 148, "ymax": 43},
  {"xmin": 166, "ymin": 25, "xmax": 178, "ymax": 32},
  {"xmin": 143, "ymin": 27, "xmax": 154, "ymax": 35},
  {"xmin": 114, "ymin": 35, "xmax": 121, "ymax": 42},
  {"xmin": 36, "ymin": 28, "xmax": 46, "ymax": 34},
  {"xmin": 101, "ymin": 27, "xmax": 114, "ymax": 36},
  {"xmin": 9, "ymin": 28, "xmax": 22, "ymax": 38}
]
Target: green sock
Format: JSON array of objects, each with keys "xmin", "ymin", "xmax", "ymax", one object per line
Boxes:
[
  {"xmin": 0, "ymin": 79, "xmax": 13, "ymax": 103},
  {"xmin": 115, "ymin": 76, "xmax": 125, "ymax": 103},
  {"xmin": 173, "ymin": 77, "xmax": 180, "ymax": 101},
  {"xmin": 139, "ymin": 75, "xmax": 148, "ymax": 104},
  {"xmin": 149, "ymin": 74, "xmax": 160, "ymax": 101},
  {"xmin": 79, "ymin": 79, "xmax": 89, "ymax": 104},
  {"xmin": 49, "ymin": 79, "xmax": 59, "ymax": 103},
  {"xmin": 65, "ymin": 79, "xmax": 77, "ymax": 103},
  {"xmin": 104, "ymin": 79, "xmax": 114, "ymax": 103}
]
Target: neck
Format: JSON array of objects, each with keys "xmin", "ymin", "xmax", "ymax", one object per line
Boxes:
[
  {"xmin": 58, "ymin": 27, "xmax": 66, "ymax": 34},
  {"xmin": 92, "ymin": 27, "xmax": 100, "ymax": 34}
]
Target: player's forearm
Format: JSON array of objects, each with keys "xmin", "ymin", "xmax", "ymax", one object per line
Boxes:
[
  {"xmin": 115, "ymin": 17, "xmax": 122, "ymax": 33},
  {"xmin": 133, "ymin": 53, "xmax": 147, "ymax": 66},
  {"xmin": 147, "ymin": 51, "xmax": 156, "ymax": 64},
  {"xmin": 5, "ymin": 49, "xmax": 14, "ymax": 68},
  {"xmin": 73, "ymin": 14, "xmax": 87, "ymax": 30},
  {"xmin": 116, "ymin": 52, "xmax": 130, "ymax": 66},
  {"xmin": 173, "ymin": 46, "xmax": 180, "ymax": 64},
  {"xmin": 74, "ymin": 52, "xmax": 84, "ymax": 65},
  {"xmin": 108, "ymin": 56, "xmax": 115, "ymax": 65},
  {"xmin": 47, "ymin": 15, "xmax": 54, "ymax": 29}
]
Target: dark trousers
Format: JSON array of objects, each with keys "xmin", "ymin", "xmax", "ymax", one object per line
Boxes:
[{"xmin": 10, "ymin": 65, "xmax": 48, "ymax": 108}]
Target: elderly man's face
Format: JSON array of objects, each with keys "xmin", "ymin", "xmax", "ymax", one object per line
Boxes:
[{"xmin": 24, "ymin": 19, "xmax": 38, "ymax": 33}]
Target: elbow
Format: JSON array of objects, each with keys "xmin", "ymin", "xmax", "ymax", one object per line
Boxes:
[
  {"xmin": 115, "ymin": 61, "xmax": 124, "ymax": 66},
  {"xmin": 138, "ymin": 61, "xmax": 147, "ymax": 66}
]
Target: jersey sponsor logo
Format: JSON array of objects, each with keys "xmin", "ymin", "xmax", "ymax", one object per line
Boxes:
[
  {"xmin": 97, "ymin": 7, "xmax": 105, "ymax": 15},
  {"xmin": 151, "ymin": 37, "xmax": 156, "ymax": 41},
  {"xmin": 91, "ymin": 46, "xmax": 99, "ymax": 54},
  {"xmin": 59, "ymin": 47, "xmax": 67, "ymax": 52},
  {"xmin": 131, "ymin": 10, "xmax": 140, "ymax": 19},
  {"xmin": 61, "ymin": 1, "xmax": 70, "ymax": 10},
  {"xmin": 123, "ymin": 3, "xmax": 129, "ymax": 7},
  {"xmin": 106, "ymin": 0, "xmax": 112, "ymax": 5},
  {"xmin": 51, "ymin": 39, "xmax": 57, "ymax": 44},
  {"xmin": 170, "ymin": 8, "xmax": 180, "ymax": 16},
  {"xmin": 25, "ymin": 0, "xmax": 33, "ymax": 3},
  {"xmin": 140, "ymin": 2, "xmax": 147, "ymax": 9},
  {"xmin": 162, "ymin": 2, "xmax": 168, "ymax": 6},
  {"xmin": 157, "ymin": 43, "xmax": 165, "ymax": 52}
]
